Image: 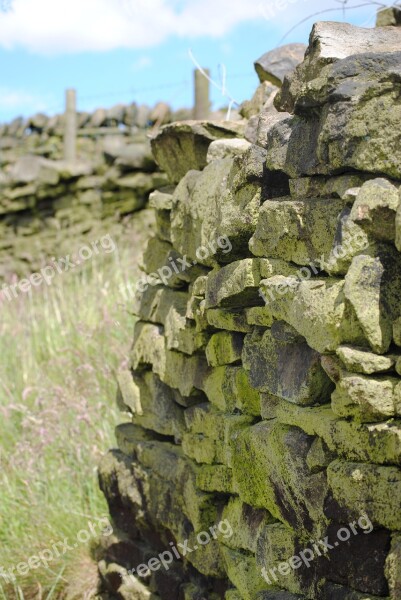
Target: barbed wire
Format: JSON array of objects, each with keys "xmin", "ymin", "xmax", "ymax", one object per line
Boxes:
[{"xmin": 277, "ymin": 0, "xmax": 401, "ymax": 45}]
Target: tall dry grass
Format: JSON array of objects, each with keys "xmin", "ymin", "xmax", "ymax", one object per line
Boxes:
[{"xmin": 0, "ymin": 219, "xmax": 148, "ymax": 599}]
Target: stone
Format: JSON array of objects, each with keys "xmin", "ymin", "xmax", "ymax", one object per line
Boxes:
[
  {"xmin": 202, "ymin": 365, "xmax": 261, "ymax": 416},
  {"xmin": 10, "ymin": 156, "xmax": 58, "ymax": 185},
  {"xmin": 385, "ymin": 534, "xmax": 401, "ymax": 600},
  {"xmin": 242, "ymin": 324, "xmax": 334, "ymax": 405},
  {"xmin": 170, "ymin": 150, "xmax": 264, "ymax": 265},
  {"xmin": 103, "ymin": 139, "xmax": 155, "ymax": 171},
  {"xmin": 151, "ymin": 120, "xmax": 245, "ymax": 183},
  {"xmin": 277, "ymin": 401, "xmax": 401, "ymax": 467},
  {"xmin": 350, "ymin": 179, "xmax": 400, "ymax": 243},
  {"xmin": 222, "ymin": 497, "xmax": 273, "ymax": 553},
  {"xmin": 205, "ymin": 331, "xmax": 244, "ymax": 367},
  {"xmin": 396, "ymin": 190, "xmax": 401, "ymax": 252},
  {"xmin": 255, "ymin": 593, "xmax": 303, "ymax": 600},
  {"xmin": 254, "ymin": 43, "xmax": 307, "ymax": 86},
  {"xmin": 183, "ymin": 404, "xmax": 252, "ymax": 466},
  {"xmin": 129, "ymin": 372, "xmax": 186, "ymax": 440},
  {"xmin": 231, "ymin": 421, "xmax": 328, "ymax": 534},
  {"xmin": 149, "ymin": 102, "xmax": 171, "ymax": 125},
  {"xmin": 130, "ymin": 322, "xmax": 207, "ymax": 397},
  {"xmin": 116, "ymin": 369, "xmax": 142, "ymax": 415},
  {"xmin": 142, "ymin": 237, "xmax": 204, "ymax": 288},
  {"xmin": 115, "ymin": 423, "xmax": 157, "ymax": 457},
  {"xmin": 331, "ymin": 371, "xmax": 399, "ymax": 423},
  {"xmin": 320, "ymin": 583, "xmax": 386, "ymax": 600},
  {"xmin": 89, "ymin": 108, "xmax": 107, "ymax": 127},
  {"xmin": 196, "ymin": 464, "xmax": 234, "ymax": 493},
  {"xmin": 148, "ymin": 186, "xmax": 175, "ymax": 211},
  {"xmin": 271, "ymin": 48, "xmax": 401, "ymax": 180},
  {"xmin": 376, "ymin": 6, "xmax": 401, "ymax": 26},
  {"xmin": 105, "ymin": 103, "xmax": 125, "ymax": 123},
  {"xmin": 206, "ymin": 308, "xmax": 252, "ymax": 333},
  {"xmin": 344, "ymin": 246, "xmax": 401, "ymax": 354},
  {"xmin": 277, "ymin": 22, "xmax": 401, "ymax": 114},
  {"xmin": 327, "ymin": 460, "xmax": 401, "ymax": 530},
  {"xmin": 205, "ymin": 258, "xmax": 296, "ymax": 309},
  {"xmin": 221, "ymin": 546, "xmax": 268, "ymax": 600},
  {"xmin": 394, "ymin": 317, "xmax": 401, "ymax": 347},
  {"xmin": 260, "ymin": 278, "xmax": 366, "ymax": 353},
  {"xmin": 245, "ymin": 306, "xmax": 273, "ymax": 328},
  {"xmin": 241, "ymin": 81, "xmax": 278, "ymax": 120},
  {"xmin": 336, "ymin": 345, "xmax": 397, "ymax": 375},
  {"xmin": 206, "ymin": 138, "xmax": 251, "ymax": 163},
  {"xmin": 324, "ymin": 207, "xmax": 370, "ymax": 276},
  {"xmin": 249, "ymin": 197, "xmax": 344, "ymax": 265},
  {"xmin": 170, "ymin": 158, "xmax": 232, "ymax": 267},
  {"xmin": 257, "ymin": 523, "xmax": 320, "ymax": 597},
  {"xmin": 306, "ymin": 437, "xmax": 337, "ymax": 473}
]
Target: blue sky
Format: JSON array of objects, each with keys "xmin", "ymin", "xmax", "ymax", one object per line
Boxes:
[{"xmin": 0, "ymin": 0, "xmax": 394, "ymax": 122}]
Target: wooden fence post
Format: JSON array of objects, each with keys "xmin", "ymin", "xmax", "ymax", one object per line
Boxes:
[
  {"xmin": 64, "ymin": 88, "xmax": 77, "ymax": 162},
  {"xmin": 194, "ymin": 69, "xmax": 210, "ymax": 120}
]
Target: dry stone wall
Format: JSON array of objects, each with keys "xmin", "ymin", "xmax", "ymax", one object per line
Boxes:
[
  {"xmin": 0, "ymin": 101, "xmax": 192, "ymax": 278},
  {"xmin": 99, "ymin": 18, "xmax": 401, "ymax": 600}
]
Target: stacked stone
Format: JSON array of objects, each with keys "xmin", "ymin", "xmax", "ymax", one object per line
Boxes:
[
  {"xmin": 99, "ymin": 21, "xmax": 401, "ymax": 600},
  {"xmin": 0, "ymin": 133, "xmax": 168, "ymax": 277}
]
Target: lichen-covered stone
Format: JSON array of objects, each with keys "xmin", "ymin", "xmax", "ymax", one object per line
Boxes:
[
  {"xmin": 242, "ymin": 324, "xmax": 333, "ymax": 405},
  {"xmin": 203, "ymin": 365, "xmax": 261, "ymax": 416},
  {"xmin": 385, "ymin": 534, "xmax": 401, "ymax": 600},
  {"xmin": 196, "ymin": 464, "xmax": 234, "ymax": 493},
  {"xmin": 206, "ymin": 331, "xmax": 244, "ymax": 367},
  {"xmin": 327, "ymin": 460, "xmax": 401, "ymax": 530},
  {"xmin": 344, "ymin": 246, "xmax": 401, "ymax": 354},
  {"xmin": 277, "ymin": 401, "xmax": 401, "ymax": 467},
  {"xmin": 249, "ymin": 197, "xmax": 344, "ymax": 265},
  {"xmin": 350, "ymin": 179, "xmax": 400, "ymax": 243},
  {"xmin": 222, "ymin": 497, "xmax": 274, "ymax": 554},
  {"xmin": 231, "ymin": 422, "xmax": 328, "ymax": 534},
  {"xmin": 206, "ymin": 258, "xmax": 296, "ymax": 309},
  {"xmin": 129, "ymin": 372, "xmax": 186, "ymax": 440},
  {"xmin": 151, "ymin": 120, "xmax": 245, "ymax": 183},
  {"xmin": 170, "ymin": 149, "xmax": 265, "ymax": 265},
  {"xmin": 207, "ymin": 308, "xmax": 252, "ymax": 333},
  {"xmin": 221, "ymin": 545, "xmax": 268, "ymax": 600},
  {"xmin": 277, "ymin": 22, "xmax": 401, "ymax": 114},
  {"xmin": 183, "ymin": 403, "xmax": 253, "ymax": 466},
  {"xmin": 254, "ymin": 44, "xmax": 307, "ymax": 87},
  {"xmin": 331, "ymin": 371, "xmax": 399, "ymax": 423},
  {"xmin": 336, "ymin": 345, "xmax": 397, "ymax": 375},
  {"xmin": 131, "ymin": 322, "xmax": 208, "ymax": 396},
  {"xmin": 257, "ymin": 523, "xmax": 320, "ymax": 597},
  {"xmin": 260, "ymin": 277, "xmax": 366, "ymax": 353},
  {"xmin": 206, "ymin": 138, "xmax": 251, "ymax": 163},
  {"xmin": 245, "ymin": 306, "xmax": 274, "ymax": 327}
]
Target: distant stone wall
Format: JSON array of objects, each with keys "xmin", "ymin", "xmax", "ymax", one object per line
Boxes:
[
  {"xmin": 0, "ymin": 100, "xmax": 185, "ymax": 277},
  {"xmin": 98, "ymin": 17, "xmax": 401, "ymax": 600}
]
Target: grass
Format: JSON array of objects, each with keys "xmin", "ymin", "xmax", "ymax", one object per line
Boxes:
[{"xmin": 0, "ymin": 219, "xmax": 149, "ymax": 599}]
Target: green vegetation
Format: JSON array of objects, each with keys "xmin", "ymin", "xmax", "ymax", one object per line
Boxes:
[{"xmin": 0, "ymin": 231, "xmax": 141, "ymax": 599}]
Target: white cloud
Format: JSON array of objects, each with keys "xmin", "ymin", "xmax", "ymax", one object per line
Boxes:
[
  {"xmin": 0, "ymin": 87, "xmax": 53, "ymax": 113},
  {"xmin": 0, "ymin": 0, "xmax": 393, "ymax": 54},
  {"xmin": 131, "ymin": 56, "xmax": 153, "ymax": 72}
]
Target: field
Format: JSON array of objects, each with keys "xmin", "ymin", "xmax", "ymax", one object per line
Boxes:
[{"xmin": 0, "ymin": 217, "xmax": 151, "ymax": 599}]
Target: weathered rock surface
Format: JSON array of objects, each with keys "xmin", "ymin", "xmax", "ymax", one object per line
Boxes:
[
  {"xmin": 254, "ymin": 44, "xmax": 307, "ymax": 87},
  {"xmin": 151, "ymin": 120, "xmax": 245, "ymax": 183},
  {"xmin": 98, "ymin": 18, "xmax": 401, "ymax": 600}
]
